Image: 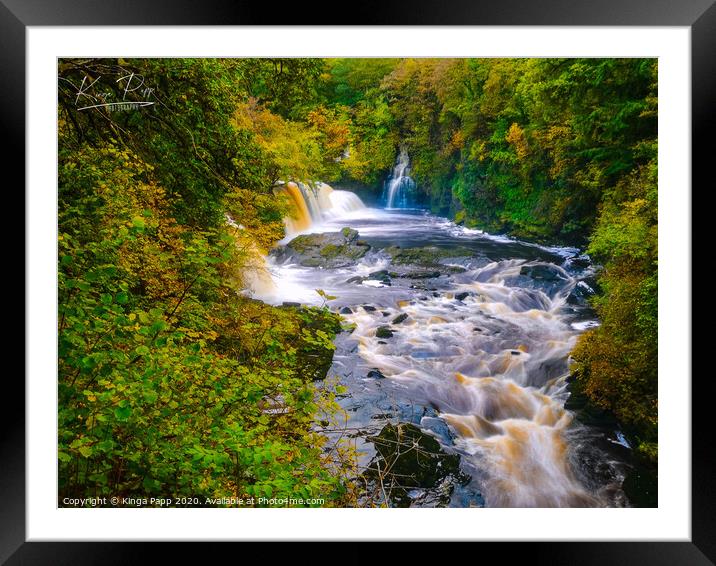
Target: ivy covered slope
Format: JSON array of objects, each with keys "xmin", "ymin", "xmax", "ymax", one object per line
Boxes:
[
  {"xmin": 57, "ymin": 59, "xmax": 356, "ymax": 505},
  {"xmin": 320, "ymin": 58, "xmax": 658, "ymax": 465}
]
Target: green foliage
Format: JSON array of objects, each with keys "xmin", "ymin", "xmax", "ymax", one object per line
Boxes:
[
  {"xmin": 58, "ymin": 58, "xmax": 356, "ymax": 506},
  {"xmin": 235, "ymin": 58, "xmax": 325, "ymax": 119},
  {"xmin": 571, "ymin": 162, "xmax": 658, "ymax": 465},
  {"xmin": 313, "ymin": 58, "xmax": 656, "ymax": 244}
]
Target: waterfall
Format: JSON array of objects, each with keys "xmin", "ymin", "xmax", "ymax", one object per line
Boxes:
[
  {"xmin": 277, "ymin": 181, "xmax": 366, "ymax": 237},
  {"xmin": 281, "ymin": 182, "xmax": 313, "ymax": 234},
  {"xmin": 224, "ymin": 214, "xmax": 277, "ymax": 297},
  {"xmin": 324, "ymin": 190, "xmax": 366, "ymax": 218},
  {"xmin": 384, "ymin": 147, "xmax": 416, "ymax": 209}
]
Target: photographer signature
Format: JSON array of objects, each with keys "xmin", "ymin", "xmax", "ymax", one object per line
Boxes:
[{"xmin": 60, "ymin": 72, "xmax": 155, "ymax": 111}]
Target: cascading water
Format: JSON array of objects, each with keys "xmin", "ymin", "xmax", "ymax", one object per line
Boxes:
[
  {"xmin": 277, "ymin": 181, "xmax": 366, "ymax": 237},
  {"xmin": 243, "ymin": 181, "xmax": 368, "ymax": 301},
  {"xmin": 383, "ymin": 147, "xmax": 416, "ymax": 209},
  {"xmin": 225, "ymin": 214, "xmax": 277, "ymax": 297},
  {"xmin": 343, "ymin": 259, "xmax": 599, "ymax": 507},
  {"xmin": 325, "ymin": 190, "xmax": 366, "ymax": 218},
  {"xmin": 257, "ymin": 208, "xmax": 635, "ymax": 508},
  {"xmin": 280, "ymin": 182, "xmax": 314, "ymax": 234}
]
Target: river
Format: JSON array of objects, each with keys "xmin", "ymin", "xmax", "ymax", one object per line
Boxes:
[{"xmin": 253, "ymin": 192, "xmax": 637, "ymax": 508}]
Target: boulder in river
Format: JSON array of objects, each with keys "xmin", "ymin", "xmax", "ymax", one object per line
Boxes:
[
  {"xmin": 385, "ymin": 245, "xmax": 474, "ymax": 266},
  {"xmin": 519, "ymin": 263, "xmax": 569, "ymax": 282},
  {"xmin": 367, "ymin": 270, "xmax": 392, "ymax": 283},
  {"xmin": 392, "ymin": 313, "xmax": 409, "ymax": 324},
  {"xmin": 364, "ymin": 422, "xmax": 468, "ymax": 507},
  {"xmin": 500, "ymin": 262, "xmax": 572, "ymax": 298},
  {"xmin": 272, "ymin": 227, "xmax": 370, "ymax": 268},
  {"xmin": 375, "ymin": 326, "xmax": 394, "ymax": 339},
  {"xmin": 397, "ymin": 270, "xmax": 442, "ymax": 279}
]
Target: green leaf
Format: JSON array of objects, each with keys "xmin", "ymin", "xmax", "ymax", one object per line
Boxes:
[
  {"xmin": 315, "ymin": 289, "xmax": 337, "ymax": 301},
  {"xmin": 143, "ymin": 476, "xmax": 161, "ymax": 491},
  {"xmin": 78, "ymin": 445, "xmax": 93, "ymax": 458},
  {"xmin": 114, "ymin": 406, "xmax": 132, "ymax": 421},
  {"xmin": 143, "ymin": 390, "xmax": 158, "ymax": 403}
]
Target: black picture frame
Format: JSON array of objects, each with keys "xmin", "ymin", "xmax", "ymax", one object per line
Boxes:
[{"xmin": 6, "ymin": 0, "xmax": 711, "ymax": 563}]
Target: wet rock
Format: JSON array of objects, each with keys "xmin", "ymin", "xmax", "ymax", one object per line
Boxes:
[
  {"xmin": 382, "ymin": 311, "xmax": 391, "ymax": 317},
  {"xmin": 392, "ymin": 313, "xmax": 409, "ymax": 324},
  {"xmin": 567, "ymin": 277, "xmax": 599, "ymax": 306},
  {"xmin": 444, "ymin": 265, "xmax": 468, "ymax": 273},
  {"xmin": 375, "ymin": 326, "xmax": 394, "ymax": 339},
  {"xmin": 500, "ymin": 262, "xmax": 572, "ymax": 299},
  {"xmin": 341, "ymin": 227, "xmax": 358, "ymax": 239},
  {"xmin": 339, "ymin": 307, "xmax": 353, "ymax": 314},
  {"xmin": 401, "ymin": 270, "xmax": 442, "ymax": 279},
  {"xmin": 420, "ymin": 416, "xmax": 455, "ymax": 446},
  {"xmin": 385, "ymin": 245, "xmax": 474, "ymax": 267},
  {"xmin": 519, "ymin": 264, "xmax": 569, "ymax": 282},
  {"xmin": 368, "ymin": 270, "xmax": 392, "ymax": 283},
  {"xmin": 510, "ymin": 350, "xmax": 521, "ymax": 355},
  {"xmin": 568, "ymin": 254, "xmax": 592, "ymax": 269},
  {"xmin": 364, "ymin": 422, "xmax": 468, "ymax": 508},
  {"xmin": 371, "ymin": 413, "xmax": 394, "ymax": 420},
  {"xmin": 367, "ymin": 369, "xmax": 386, "ymax": 379},
  {"xmin": 273, "ymin": 228, "xmax": 370, "ymax": 268},
  {"xmin": 362, "ymin": 305, "xmax": 377, "ymax": 312},
  {"xmin": 455, "ymin": 291, "xmax": 470, "ymax": 302},
  {"xmin": 346, "ymin": 276, "xmax": 365, "ymax": 284}
]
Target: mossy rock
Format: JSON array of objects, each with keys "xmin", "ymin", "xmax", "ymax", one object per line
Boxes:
[
  {"xmin": 392, "ymin": 313, "xmax": 409, "ymax": 324},
  {"xmin": 273, "ymin": 228, "xmax": 371, "ymax": 268},
  {"xmin": 364, "ymin": 423, "xmax": 468, "ymax": 507},
  {"xmin": 384, "ymin": 245, "xmax": 474, "ymax": 267},
  {"xmin": 319, "ymin": 243, "xmax": 340, "ymax": 258},
  {"xmin": 375, "ymin": 326, "xmax": 394, "ymax": 338}
]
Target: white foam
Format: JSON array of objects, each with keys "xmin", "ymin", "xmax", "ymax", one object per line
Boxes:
[{"xmin": 571, "ymin": 320, "xmax": 600, "ymax": 331}]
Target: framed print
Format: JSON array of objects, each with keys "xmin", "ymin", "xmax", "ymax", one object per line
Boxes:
[{"xmin": 7, "ymin": 0, "xmax": 712, "ymax": 562}]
